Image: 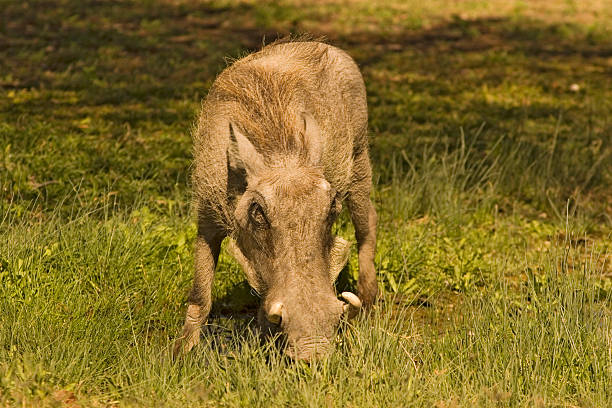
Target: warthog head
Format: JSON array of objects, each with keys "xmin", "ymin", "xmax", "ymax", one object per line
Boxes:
[{"xmin": 226, "ymin": 118, "xmax": 361, "ymax": 360}]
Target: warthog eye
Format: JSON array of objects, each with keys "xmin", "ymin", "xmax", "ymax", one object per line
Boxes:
[{"xmin": 248, "ymin": 201, "xmax": 268, "ymax": 229}]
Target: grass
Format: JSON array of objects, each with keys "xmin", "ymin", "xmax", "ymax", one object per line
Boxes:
[{"xmin": 1, "ymin": 0, "xmax": 611, "ymax": 406}]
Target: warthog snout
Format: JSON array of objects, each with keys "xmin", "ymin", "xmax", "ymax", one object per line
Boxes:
[
  {"xmin": 284, "ymin": 336, "xmax": 333, "ymax": 361},
  {"xmin": 262, "ymin": 291, "xmax": 362, "ymax": 360},
  {"xmin": 265, "ymin": 293, "xmax": 360, "ymax": 327}
]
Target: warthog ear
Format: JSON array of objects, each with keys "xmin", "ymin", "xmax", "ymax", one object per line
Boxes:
[
  {"xmin": 226, "ymin": 237, "xmax": 265, "ymax": 295},
  {"xmin": 228, "ymin": 122, "xmax": 264, "ymax": 176},
  {"xmin": 329, "ymin": 236, "xmax": 351, "ymax": 284},
  {"xmin": 301, "ymin": 112, "xmax": 323, "ymax": 166}
]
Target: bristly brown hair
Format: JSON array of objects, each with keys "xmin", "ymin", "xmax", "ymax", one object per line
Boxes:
[
  {"xmin": 268, "ymin": 33, "xmax": 328, "ymax": 46},
  {"xmin": 208, "ymin": 41, "xmax": 329, "ymax": 159},
  {"xmin": 192, "ymin": 39, "xmax": 368, "ymax": 230}
]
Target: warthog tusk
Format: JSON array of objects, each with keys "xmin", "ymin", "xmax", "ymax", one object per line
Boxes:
[
  {"xmin": 341, "ymin": 292, "xmax": 362, "ymax": 318},
  {"xmin": 268, "ymin": 302, "xmax": 283, "ymax": 324}
]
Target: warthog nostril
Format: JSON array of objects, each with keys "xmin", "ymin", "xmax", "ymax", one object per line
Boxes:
[{"xmin": 267, "ymin": 301, "xmax": 283, "ymax": 325}]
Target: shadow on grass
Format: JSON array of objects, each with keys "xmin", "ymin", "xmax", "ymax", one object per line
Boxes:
[
  {"xmin": 210, "ymin": 281, "xmax": 259, "ymax": 316},
  {"xmin": 341, "ymin": 15, "xmax": 612, "ymax": 62},
  {"xmin": 1, "ymin": 0, "xmax": 610, "ymax": 255},
  {"xmin": 2, "ymin": 1, "xmax": 610, "ymax": 102},
  {"xmin": 2, "ymin": 1, "xmax": 610, "ymax": 213}
]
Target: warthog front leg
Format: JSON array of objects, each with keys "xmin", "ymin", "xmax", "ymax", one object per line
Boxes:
[
  {"xmin": 173, "ymin": 223, "xmax": 223, "ymax": 357},
  {"xmin": 347, "ymin": 150, "xmax": 378, "ymax": 307}
]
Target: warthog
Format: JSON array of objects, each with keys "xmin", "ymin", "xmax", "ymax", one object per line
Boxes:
[{"xmin": 174, "ymin": 39, "xmax": 377, "ymax": 360}]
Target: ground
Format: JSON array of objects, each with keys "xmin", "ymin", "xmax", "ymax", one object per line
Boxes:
[{"xmin": 0, "ymin": 0, "xmax": 610, "ymax": 407}]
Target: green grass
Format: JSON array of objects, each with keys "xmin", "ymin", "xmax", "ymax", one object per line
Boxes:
[{"xmin": 1, "ymin": 0, "xmax": 611, "ymax": 406}]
